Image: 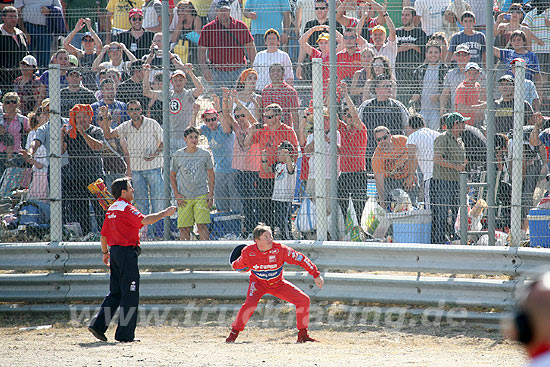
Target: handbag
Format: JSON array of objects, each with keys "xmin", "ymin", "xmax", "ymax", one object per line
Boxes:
[{"xmin": 295, "ymin": 196, "xmax": 316, "ymax": 232}]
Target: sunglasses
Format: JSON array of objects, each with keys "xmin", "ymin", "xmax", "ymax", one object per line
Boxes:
[
  {"xmin": 376, "ymin": 135, "xmax": 389, "ymax": 143},
  {"xmin": 131, "ymin": 17, "xmax": 143, "ymax": 21},
  {"xmin": 3, "ymin": 100, "xmax": 17, "ymax": 105},
  {"xmin": 205, "ymin": 117, "xmax": 217, "ymax": 122},
  {"xmin": 235, "ymin": 113, "xmax": 246, "ymax": 119},
  {"xmin": 373, "ymin": 62, "xmax": 385, "ymax": 67},
  {"xmin": 264, "ymin": 114, "xmax": 276, "ymax": 120},
  {"xmin": 128, "ymin": 108, "xmax": 141, "ymax": 112},
  {"xmin": 315, "ymin": 6, "xmax": 327, "ymax": 10},
  {"xmin": 344, "ymin": 113, "xmax": 352, "ymax": 118},
  {"xmin": 82, "ymin": 38, "xmax": 94, "ymax": 42},
  {"xmin": 109, "ymin": 47, "xmax": 120, "ymax": 51},
  {"xmin": 344, "ymin": 36, "xmax": 356, "ymax": 40}
]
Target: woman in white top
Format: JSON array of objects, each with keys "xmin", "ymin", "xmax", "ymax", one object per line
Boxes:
[
  {"xmin": 234, "ymin": 68, "xmax": 261, "ymax": 119},
  {"xmin": 22, "ymin": 111, "xmax": 48, "ymax": 200}
]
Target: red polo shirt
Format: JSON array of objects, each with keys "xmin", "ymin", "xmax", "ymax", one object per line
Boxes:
[
  {"xmin": 261, "ymin": 82, "xmax": 300, "ymax": 127},
  {"xmin": 338, "ymin": 120, "xmax": 367, "ymax": 172},
  {"xmin": 336, "ymin": 48, "xmax": 361, "ymax": 82},
  {"xmin": 253, "ymin": 123, "xmax": 298, "ymax": 179},
  {"xmin": 101, "ymin": 198, "xmax": 144, "ymax": 247},
  {"xmin": 198, "ymin": 17, "xmax": 254, "ymax": 71}
]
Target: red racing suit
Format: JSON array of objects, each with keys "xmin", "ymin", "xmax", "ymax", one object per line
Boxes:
[{"xmin": 230, "ymin": 242, "xmax": 320, "ymax": 331}]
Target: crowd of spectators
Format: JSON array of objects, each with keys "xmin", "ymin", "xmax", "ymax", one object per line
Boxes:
[{"xmin": 0, "ymin": 0, "xmax": 549, "ymax": 243}]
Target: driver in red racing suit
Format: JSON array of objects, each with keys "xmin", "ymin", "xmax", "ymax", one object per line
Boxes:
[{"xmin": 226, "ymin": 224, "xmax": 324, "ymax": 343}]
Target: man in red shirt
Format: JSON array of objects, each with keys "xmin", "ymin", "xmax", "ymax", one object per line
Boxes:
[
  {"xmin": 455, "ymin": 62, "xmax": 486, "ymax": 127},
  {"xmin": 261, "ymin": 63, "xmax": 300, "ymax": 129},
  {"xmin": 198, "ymin": 0, "xmax": 256, "ymax": 95},
  {"xmin": 88, "ymin": 177, "xmax": 176, "ymax": 343},
  {"xmin": 336, "ymin": 28, "xmax": 362, "ymax": 83},
  {"xmin": 226, "ymin": 224, "xmax": 324, "ymax": 343},
  {"xmin": 244, "ymin": 103, "xmax": 298, "ymax": 229}
]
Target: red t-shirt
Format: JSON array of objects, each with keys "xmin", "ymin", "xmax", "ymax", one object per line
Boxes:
[
  {"xmin": 338, "ymin": 120, "xmax": 367, "ymax": 172},
  {"xmin": 231, "ymin": 242, "xmax": 320, "ymax": 288},
  {"xmin": 198, "ymin": 17, "xmax": 254, "ymax": 71},
  {"xmin": 336, "ymin": 48, "xmax": 361, "ymax": 82},
  {"xmin": 261, "ymin": 82, "xmax": 300, "ymax": 127},
  {"xmin": 101, "ymin": 198, "xmax": 144, "ymax": 247},
  {"xmin": 454, "ymin": 81, "xmax": 481, "ymax": 125},
  {"xmin": 253, "ymin": 123, "xmax": 298, "ymax": 179}
]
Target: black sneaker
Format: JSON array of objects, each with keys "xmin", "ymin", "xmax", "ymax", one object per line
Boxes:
[{"xmin": 88, "ymin": 326, "xmax": 107, "ymax": 342}]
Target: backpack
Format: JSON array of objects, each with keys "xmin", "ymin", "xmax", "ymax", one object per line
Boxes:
[{"xmin": 15, "ymin": 200, "xmax": 49, "ymax": 231}]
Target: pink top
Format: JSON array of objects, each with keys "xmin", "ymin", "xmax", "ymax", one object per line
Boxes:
[
  {"xmin": 0, "ymin": 114, "xmax": 29, "ymax": 153},
  {"xmin": 232, "ymin": 124, "xmax": 260, "ymax": 172}
]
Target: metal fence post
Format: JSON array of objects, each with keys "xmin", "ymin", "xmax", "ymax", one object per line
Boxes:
[
  {"xmin": 460, "ymin": 172, "xmax": 468, "ymax": 245},
  {"xmin": 49, "ymin": 64, "xmax": 62, "ymax": 243},
  {"xmin": 312, "ymin": 58, "xmax": 327, "ymax": 241}
]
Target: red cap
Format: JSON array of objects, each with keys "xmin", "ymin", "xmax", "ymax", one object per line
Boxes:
[
  {"xmin": 129, "ymin": 8, "xmax": 143, "ymax": 18},
  {"xmin": 201, "ymin": 108, "xmax": 218, "ymax": 118},
  {"xmin": 510, "ymin": 57, "xmax": 526, "ymax": 65}
]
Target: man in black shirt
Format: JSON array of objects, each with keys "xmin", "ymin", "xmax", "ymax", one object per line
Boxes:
[
  {"xmin": 60, "ymin": 68, "xmax": 97, "ymax": 118},
  {"xmin": 117, "ymin": 59, "xmax": 146, "ymax": 107},
  {"xmin": 395, "ymin": 6, "xmax": 427, "ymax": 104},
  {"xmin": 495, "ymin": 74, "xmax": 535, "ymax": 135},
  {"xmin": 113, "ymin": 8, "xmax": 155, "ymax": 60},
  {"xmin": 0, "ymin": 6, "xmax": 28, "ymax": 93}
]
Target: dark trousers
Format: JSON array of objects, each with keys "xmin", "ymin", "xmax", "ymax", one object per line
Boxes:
[
  {"xmin": 62, "ymin": 176, "xmax": 105, "ymax": 235},
  {"xmin": 257, "ymin": 177, "xmax": 275, "ymax": 228},
  {"xmin": 236, "ymin": 170, "xmax": 260, "ymax": 234},
  {"xmin": 90, "ymin": 245, "xmax": 140, "ymax": 342},
  {"xmin": 273, "ymin": 200, "xmax": 292, "ymax": 240},
  {"xmin": 431, "ymin": 179, "xmax": 460, "ymax": 244},
  {"xmin": 337, "ymin": 171, "xmax": 368, "ymax": 219}
]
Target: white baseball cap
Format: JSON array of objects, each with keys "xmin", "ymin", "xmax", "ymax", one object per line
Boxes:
[{"xmin": 20, "ymin": 55, "xmax": 37, "ymax": 67}]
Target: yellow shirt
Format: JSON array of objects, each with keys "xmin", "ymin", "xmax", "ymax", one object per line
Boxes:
[
  {"xmin": 191, "ymin": 0, "xmax": 212, "ymax": 17},
  {"xmin": 107, "ymin": 0, "xmax": 146, "ymax": 30}
]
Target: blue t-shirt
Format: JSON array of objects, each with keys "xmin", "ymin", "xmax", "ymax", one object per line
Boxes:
[
  {"xmin": 499, "ymin": 49, "xmax": 540, "ymax": 81},
  {"xmin": 501, "ymin": 0, "xmax": 528, "ymax": 11},
  {"xmin": 448, "ymin": 31, "xmax": 486, "ymax": 64},
  {"xmin": 200, "ymin": 122, "xmax": 235, "ymax": 174},
  {"xmin": 245, "ymin": 0, "xmax": 291, "ymax": 35},
  {"xmin": 91, "ymin": 100, "xmax": 129, "ymax": 127},
  {"xmin": 39, "ymin": 71, "xmax": 68, "ymax": 97}
]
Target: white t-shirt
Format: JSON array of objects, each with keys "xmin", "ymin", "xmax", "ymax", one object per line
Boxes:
[
  {"xmin": 305, "ymin": 131, "xmax": 341, "ymax": 180},
  {"xmin": 272, "ymin": 161, "xmax": 296, "ymax": 202},
  {"xmin": 406, "ymin": 127, "xmax": 441, "ymax": 180},
  {"xmin": 253, "ymin": 49, "xmax": 294, "ymax": 91},
  {"xmin": 114, "ymin": 117, "xmax": 164, "ymax": 171},
  {"xmin": 414, "ymin": 0, "xmax": 447, "ymax": 36}
]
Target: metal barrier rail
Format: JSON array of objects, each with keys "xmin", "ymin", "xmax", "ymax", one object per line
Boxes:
[{"xmin": 1, "ymin": 241, "xmax": 548, "ymax": 276}]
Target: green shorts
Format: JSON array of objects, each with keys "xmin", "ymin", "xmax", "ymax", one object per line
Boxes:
[{"xmin": 177, "ymin": 195, "xmax": 211, "ymax": 228}]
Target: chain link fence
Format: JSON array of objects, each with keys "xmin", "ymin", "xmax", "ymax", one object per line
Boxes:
[{"xmin": 0, "ymin": 0, "xmax": 548, "ymax": 246}]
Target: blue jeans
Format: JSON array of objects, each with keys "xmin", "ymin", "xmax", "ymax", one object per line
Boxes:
[
  {"xmin": 211, "ymin": 67, "xmax": 245, "ymax": 97},
  {"xmin": 132, "ymin": 167, "xmax": 164, "ymax": 215},
  {"xmin": 24, "ymin": 22, "xmax": 52, "ymax": 69},
  {"xmin": 431, "ymin": 179, "xmax": 459, "ymax": 244}
]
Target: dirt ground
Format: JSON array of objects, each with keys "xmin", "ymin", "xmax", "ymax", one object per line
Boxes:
[{"xmin": 1, "ymin": 317, "xmax": 526, "ymax": 367}]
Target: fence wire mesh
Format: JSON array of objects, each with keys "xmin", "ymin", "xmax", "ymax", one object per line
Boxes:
[{"xmin": 0, "ymin": 0, "xmax": 548, "ymax": 245}]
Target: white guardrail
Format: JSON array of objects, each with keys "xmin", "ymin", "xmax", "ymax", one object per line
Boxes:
[{"xmin": 1, "ymin": 241, "xmax": 550, "ymax": 320}]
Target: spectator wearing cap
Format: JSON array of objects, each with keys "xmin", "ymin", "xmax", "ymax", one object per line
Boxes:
[
  {"xmin": 410, "ymin": 41, "xmax": 448, "ymax": 130},
  {"xmin": 455, "ymin": 62, "xmax": 486, "ymax": 128},
  {"xmin": 446, "ymin": 11, "xmax": 486, "ymax": 65},
  {"xmin": 64, "ymin": 2, "xmax": 108, "ymax": 49},
  {"xmin": 493, "ymin": 30, "xmax": 542, "ymax": 92},
  {"xmin": 206, "ymin": 0, "xmax": 243, "ymax": 23},
  {"xmin": 441, "ymin": 44, "xmax": 487, "ymax": 116},
  {"xmin": 198, "ymin": 0, "xmax": 256, "ymax": 94},
  {"xmin": 253, "ymin": 28, "xmax": 293, "ymax": 91},
  {"xmin": 199, "ymin": 106, "xmax": 241, "ymax": 214},
  {"xmin": 495, "ymin": 74, "xmax": 537, "ymax": 135},
  {"xmin": 0, "ymin": 6, "xmax": 28, "ymax": 93},
  {"xmin": 60, "ymin": 67, "xmax": 97, "ymax": 118},
  {"xmin": 13, "ymin": 55, "xmax": 40, "ymax": 115},
  {"xmin": 395, "ymin": 6, "xmax": 427, "ymax": 104},
  {"xmin": 297, "ymin": 25, "xmax": 341, "ymax": 83},
  {"xmin": 38, "ymin": 49, "xmax": 70, "ymax": 102},
  {"xmin": 64, "ymin": 19, "xmax": 103, "ymax": 91},
  {"xmin": 91, "ymin": 78, "xmax": 129, "ymax": 128},
  {"xmin": 142, "ymin": 0, "xmax": 163, "ymax": 32},
  {"xmin": 431, "ymin": 112, "xmax": 468, "ymax": 244},
  {"xmin": 117, "ymin": 59, "xmax": 147, "ymax": 108},
  {"xmin": 261, "ymin": 63, "xmax": 300, "ymax": 129},
  {"xmin": 494, "ymin": 3, "xmax": 542, "ymax": 52},
  {"xmin": 113, "ymin": 8, "xmax": 155, "ymax": 60},
  {"xmin": 105, "ymin": 0, "xmax": 145, "ymax": 43},
  {"xmin": 367, "ymin": 15, "xmax": 397, "ymax": 74},
  {"xmin": 510, "ymin": 58, "xmax": 541, "ymax": 111},
  {"xmin": 243, "ymin": 0, "xmax": 291, "ymax": 52},
  {"xmin": 143, "ymin": 63, "xmax": 203, "ymax": 154},
  {"xmin": 92, "ymin": 41, "xmax": 137, "ymax": 77}
]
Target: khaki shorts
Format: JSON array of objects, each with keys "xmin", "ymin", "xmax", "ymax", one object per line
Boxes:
[{"xmin": 177, "ymin": 195, "xmax": 211, "ymax": 228}]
